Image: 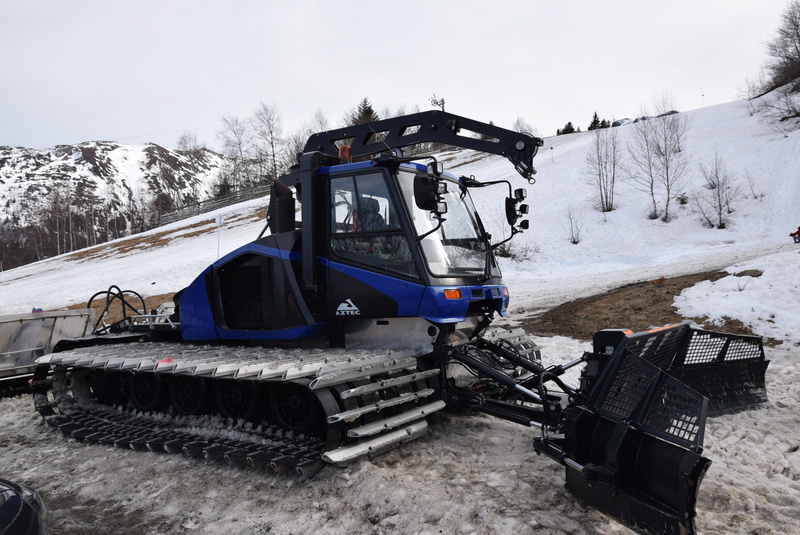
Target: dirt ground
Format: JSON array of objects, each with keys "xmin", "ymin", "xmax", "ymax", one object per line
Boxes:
[{"xmin": 511, "ymin": 269, "xmax": 774, "ymax": 344}]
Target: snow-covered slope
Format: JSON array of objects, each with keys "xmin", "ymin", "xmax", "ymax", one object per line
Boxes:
[
  {"xmin": 0, "ymin": 98, "xmax": 798, "ymax": 535},
  {"xmin": 0, "ymin": 140, "xmax": 229, "ymax": 271}
]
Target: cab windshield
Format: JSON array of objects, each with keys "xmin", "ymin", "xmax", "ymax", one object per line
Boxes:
[{"xmin": 398, "ymin": 168, "xmax": 499, "ymax": 278}]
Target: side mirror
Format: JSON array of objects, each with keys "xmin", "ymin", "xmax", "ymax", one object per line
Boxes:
[{"xmin": 414, "ymin": 173, "xmax": 448, "ymax": 214}]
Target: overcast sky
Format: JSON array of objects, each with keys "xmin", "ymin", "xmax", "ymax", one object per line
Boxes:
[{"xmin": 0, "ymin": 0, "xmax": 790, "ymax": 151}]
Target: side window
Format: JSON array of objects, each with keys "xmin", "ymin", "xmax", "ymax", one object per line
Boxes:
[
  {"xmin": 331, "ymin": 173, "xmax": 400, "ymax": 234},
  {"xmin": 329, "ymin": 172, "xmax": 418, "ymax": 279}
]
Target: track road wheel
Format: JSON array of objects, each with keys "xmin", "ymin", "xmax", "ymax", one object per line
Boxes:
[
  {"xmin": 215, "ymin": 380, "xmax": 260, "ymax": 421},
  {"xmin": 169, "ymin": 376, "xmax": 209, "ymax": 416},
  {"xmin": 87, "ymin": 370, "xmax": 127, "ymax": 405},
  {"xmin": 129, "ymin": 373, "xmax": 164, "ymax": 412},
  {"xmin": 268, "ymin": 382, "xmax": 323, "ymax": 435}
]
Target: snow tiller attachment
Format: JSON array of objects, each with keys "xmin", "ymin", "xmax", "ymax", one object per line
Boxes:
[{"xmin": 531, "ymin": 323, "xmax": 769, "ymax": 535}]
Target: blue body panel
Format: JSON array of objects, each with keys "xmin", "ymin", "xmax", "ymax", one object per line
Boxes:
[
  {"xmin": 179, "ymin": 265, "xmax": 220, "ymax": 341},
  {"xmin": 418, "ymin": 284, "xmax": 509, "ymax": 323},
  {"xmin": 322, "ymin": 259, "xmax": 427, "ymax": 316},
  {"xmin": 179, "ymin": 242, "xmax": 326, "ymax": 342}
]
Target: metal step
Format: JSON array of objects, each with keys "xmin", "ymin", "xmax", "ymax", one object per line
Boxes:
[
  {"xmin": 309, "ymin": 353, "xmax": 420, "ymax": 390},
  {"xmin": 326, "ymin": 388, "xmax": 435, "ymax": 423},
  {"xmin": 322, "ymin": 421, "xmax": 429, "ymax": 466},
  {"xmin": 346, "ymin": 401, "xmax": 446, "ymax": 438},
  {"xmin": 338, "ymin": 369, "xmax": 439, "ymax": 399}
]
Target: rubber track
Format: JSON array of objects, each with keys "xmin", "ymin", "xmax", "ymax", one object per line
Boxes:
[{"xmin": 33, "ymin": 364, "xmax": 329, "ymax": 476}]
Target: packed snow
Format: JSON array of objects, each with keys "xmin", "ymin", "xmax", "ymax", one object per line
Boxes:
[{"xmin": 0, "ymin": 98, "xmax": 799, "ymax": 534}]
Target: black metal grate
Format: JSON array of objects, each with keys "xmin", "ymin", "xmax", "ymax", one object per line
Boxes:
[
  {"xmin": 723, "ymin": 336, "xmax": 764, "ymax": 361},
  {"xmin": 597, "ymin": 354, "xmax": 658, "ymax": 420},
  {"xmin": 683, "ymin": 332, "xmax": 726, "ymax": 365},
  {"xmin": 592, "ymin": 350, "xmax": 707, "ymax": 451},
  {"xmin": 640, "ymin": 380, "xmax": 704, "ymax": 444},
  {"xmin": 626, "ymin": 327, "xmax": 685, "ymax": 370}
]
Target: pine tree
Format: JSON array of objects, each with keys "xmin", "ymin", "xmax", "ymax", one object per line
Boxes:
[
  {"xmin": 557, "ymin": 121, "xmax": 576, "ymax": 136},
  {"xmin": 346, "ymin": 98, "xmax": 380, "ymax": 125},
  {"xmin": 588, "ymin": 112, "xmax": 601, "ymax": 131}
]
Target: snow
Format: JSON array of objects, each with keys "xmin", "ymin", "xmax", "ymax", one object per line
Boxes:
[
  {"xmin": 675, "ymin": 250, "xmax": 800, "ymax": 347},
  {"xmin": 1, "ymin": 97, "xmax": 799, "ymax": 534}
]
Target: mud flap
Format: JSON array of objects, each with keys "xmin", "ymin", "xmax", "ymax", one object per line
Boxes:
[
  {"xmin": 594, "ymin": 323, "xmax": 769, "ymax": 415},
  {"xmin": 536, "ymin": 349, "xmax": 712, "ymax": 535}
]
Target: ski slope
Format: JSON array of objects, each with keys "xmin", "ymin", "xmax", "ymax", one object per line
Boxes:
[{"xmin": 0, "ymin": 98, "xmax": 798, "ymax": 534}]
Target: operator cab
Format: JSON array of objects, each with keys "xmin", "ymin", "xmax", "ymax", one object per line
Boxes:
[
  {"xmin": 325, "ymin": 160, "xmax": 501, "ymax": 285},
  {"xmin": 315, "ymin": 155, "xmax": 528, "ymax": 349}
]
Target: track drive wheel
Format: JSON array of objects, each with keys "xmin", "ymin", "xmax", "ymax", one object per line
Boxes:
[
  {"xmin": 268, "ymin": 382, "xmax": 323, "ymax": 435},
  {"xmin": 215, "ymin": 380, "xmax": 260, "ymax": 421},
  {"xmin": 129, "ymin": 373, "xmax": 164, "ymax": 412}
]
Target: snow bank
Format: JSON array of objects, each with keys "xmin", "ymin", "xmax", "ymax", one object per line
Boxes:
[{"xmin": 675, "ymin": 249, "xmax": 800, "ymax": 347}]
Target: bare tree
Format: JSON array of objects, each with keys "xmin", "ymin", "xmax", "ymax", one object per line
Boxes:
[
  {"xmin": 743, "ymin": 169, "xmax": 763, "ymax": 200},
  {"xmin": 252, "ymin": 102, "xmax": 285, "ymax": 182},
  {"xmin": 652, "ymin": 97, "xmax": 691, "ymax": 222},
  {"xmin": 626, "ymin": 110, "xmax": 660, "ymax": 219},
  {"xmin": 176, "ymin": 131, "xmax": 203, "ymax": 151},
  {"xmin": 695, "ymin": 150, "xmax": 741, "ymax": 229},
  {"xmin": 764, "ymin": 0, "xmax": 800, "ymax": 92},
  {"xmin": 626, "ymin": 97, "xmax": 691, "ymax": 221},
  {"xmin": 745, "ymin": 2, "xmax": 800, "ymax": 129},
  {"xmin": 753, "ymin": 85, "xmax": 800, "ymax": 135},
  {"xmin": 217, "ymin": 115, "xmax": 254, "ymax": 193},
  {"xmin": 285, "ymin": 124, "xmax": 312, "ymax": 169},
  {"xmin": 585, "ymin": 126, "xmax": 621, "ymax": 212},
  {"xmin": 511, "ymin": 116, "xmax": 540, "ymax": 137},
  {"xmin": 380, "ymin": 105, "xmax": 412, "ymax": 120},
  {"xmin": 308, "ymin": 109, "xmax": 330, "ymax": 133},
  {"xmin": 282, "ymin": 109, "xmax": 331, "ymax": 170},
  {"xmin": 563, "ymin": 201, "xmax": 584, "ymax": 244}
]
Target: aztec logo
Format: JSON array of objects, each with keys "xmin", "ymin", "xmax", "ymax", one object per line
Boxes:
[{"xmin": 336, "ymin": 299, "xmax": 361, "ymax": 316}]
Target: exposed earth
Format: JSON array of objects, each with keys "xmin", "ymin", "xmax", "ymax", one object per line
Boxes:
[{"xmin": 511, "ymin": 269, "xmax": 771, "ymax": 343}]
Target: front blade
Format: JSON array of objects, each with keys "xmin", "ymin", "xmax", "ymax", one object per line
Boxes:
[
  {"xmin": 555, "ymin": 351, "xmax": 711, "ymax": 535},
  {"xmin": 563, "ymin": 406, "xmax": 710, "ymax": 535},
  {"xmin": 593, "ymin": 323, "xmax": 769, "ymax": 415},
  {"xmin": 658, "ymin": 326, "xmax": 769, "ymax": 415}
]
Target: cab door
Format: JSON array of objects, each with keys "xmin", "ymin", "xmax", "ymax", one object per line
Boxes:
[{"xmin": 326, "ymin": 170, "xmax": 422, "ymax": 319}]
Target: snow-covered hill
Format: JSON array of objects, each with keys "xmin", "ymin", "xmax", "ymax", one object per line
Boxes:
[
  {"xmin": 0, "ymin": 141, "xmax": 228, "ymax": 269},
  {"xmin": 0, "ymin": 98, "xmax": 798, "ymax": 535},
  {"xmin": 0, "ymin": 142, "xmax": 226, "ymax": 225}
]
